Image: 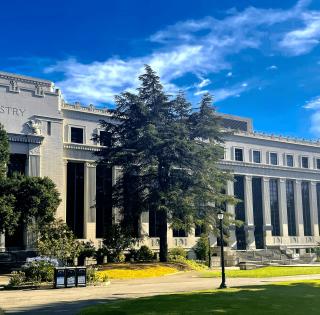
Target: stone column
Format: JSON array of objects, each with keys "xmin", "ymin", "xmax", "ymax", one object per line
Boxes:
[
  {"xmin": 244, "ymin": 175, "xmax": 255, "ymax": 249},
  {"xmin": 310, "ymin": 181, "xmax": 319, "ymax": 237},
  {"xmin": 279, "ymin": 178, "xmax": 289, "ymax": 237},
  {"xmin": 226, "ymin": 180, "xmax": 237, "ymax": 249},
  {"xmin": 83, "ymin": 162, "xmax": 97, "ymax": 240},
  {"xmin": 262, "ymin": 177, "xmax": 272, "ymax": 246},
  {"xmin": 294, "ymin": 180, "xmax": 304, "ymax": 236}
]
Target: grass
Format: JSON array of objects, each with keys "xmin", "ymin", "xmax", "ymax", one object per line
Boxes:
[
  {"xmin": 201, "ymin": 266, "xmax": 320, "ymax": 278},
  {"xmin": 97, "ymin": 265, "xmax": 178, "ymax": 280},
  {"xmin": 78, "ymin": 280, "xmax": 320, "ymax": 315}
]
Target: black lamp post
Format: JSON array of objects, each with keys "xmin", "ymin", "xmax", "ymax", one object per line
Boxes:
[{"xmin": 218, "ymin": 210, "xmax": 227, "ymax": 289}]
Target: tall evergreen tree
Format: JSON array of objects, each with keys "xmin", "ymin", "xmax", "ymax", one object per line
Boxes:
[
  {"xmin": 96, "ymin": 65, "xmax": 236, "ymax": 261},
  {"xmin": 0, "ymin": 123, "xmax": 9, "ymax": 179}
]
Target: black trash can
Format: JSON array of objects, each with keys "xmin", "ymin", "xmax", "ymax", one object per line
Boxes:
[
  {"xmin": 54, "ymin": 268, "xmax": 66, "ymax": 289},
  {"xmin": 76, "ymin": 267, "xmax": 87, "ymax": 287},
  {"xmin": 65, "ymin": 267, "xmax": 76, "ymax": 288}
]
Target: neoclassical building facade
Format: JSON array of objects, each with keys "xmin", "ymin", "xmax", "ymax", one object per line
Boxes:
[{"xmin": 0, "ymin": 71, "xmax": 320, "ymax": 256}]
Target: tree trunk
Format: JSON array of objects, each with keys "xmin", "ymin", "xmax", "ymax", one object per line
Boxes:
[{"xmin": 158, "ymin": 209, "xmax": 168, "ymax": 262}]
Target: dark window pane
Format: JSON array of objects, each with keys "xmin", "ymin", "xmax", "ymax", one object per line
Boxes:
[
  {"xmin": 66, "ymin": 162, "xmax": 84, "ymax": 238},
  {"xmin": 252, "ymin": 177, "xmax": 264, "ymax": 249},
  {"xmin": 270, "ymin": 179, "xmax": 280, "ymax": 236},
  {"xmin": 253, "ymin": 151, "xmax": 261, "ymax": 163},
  {"xmin": 149, "ymin": 209, "xmax": 161, "ymax": 237},
  {"xmin": 71, "ymin": 127, "xmax": 84, "ymax": 144},
  {"xmin": 302, "ymin": 157, "xmax": 309, "ymax": 168},
  {"xmin": 286, "ymin": 155, "xmax": 293, "ymax": 167},
  {"xmin": 173, "ymin": 229, "xmax": 187, "ymax": 237},
  {"xmin": 234, "ymin": 175, "xmax": 246, "ymax": 249},
  {"xmin": 301, "ymin": 182, "xmax": 311, "ymax": 236},
  {"xmin": 7, "ymin": 154, "xmax": 26, "ymax": 177},
  {"xmin": 317, "ymin": 159, "xmax": 320, "ymax": 170},
  {"xmin": 317, "ymin": 183, "xmax": 320, "ymax": 235},
  {"xmin": 286, "ymin": 180, "xmax": 296, "ymax": 236},
  {"xmin": 270, "ymin": 153, "xmax": 278, "ymax": 165},
  {"xmin": 100, "ymin": 131, "xmax": 112, "ymax": 147},
  {"xmin": 195, "ymin": 224, "xmax": 204, "ymax": 237},
  {"xmin": 235, "ymin": 148, "xmax": 243, "ymax": 161}
]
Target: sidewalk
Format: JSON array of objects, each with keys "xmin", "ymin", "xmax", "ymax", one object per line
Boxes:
[{"xmin": 2, "ymin": 272, "xmax": 320, "ymax": 314}]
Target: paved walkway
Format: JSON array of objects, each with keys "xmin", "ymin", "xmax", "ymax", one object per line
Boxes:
[{"xmin": 2, "ymin": 272, "xmax": 320, "ymax": 314}]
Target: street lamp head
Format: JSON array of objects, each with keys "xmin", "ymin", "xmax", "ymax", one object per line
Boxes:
[{"xmin": 217, "ymin": 210, "xmax": 224, "ymax": 220}]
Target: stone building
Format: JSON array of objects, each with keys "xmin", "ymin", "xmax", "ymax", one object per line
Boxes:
[{"xmin": 0, "ymin": 71, "xmax": 320, "ymax": 256}]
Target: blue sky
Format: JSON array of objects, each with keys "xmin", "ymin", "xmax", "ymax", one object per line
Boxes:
[{"xmin": 1, "ymin": 0, "xmax": 320, "ymax": 139}]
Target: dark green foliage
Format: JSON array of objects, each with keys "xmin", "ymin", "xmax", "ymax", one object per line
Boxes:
[
  {"xmin": 136, "ymin": 245, "xmax": 154, "ymax": 261},
  {"xmin": 169, "ymin": 247, "xmax": 187, "ymax": 259},
  {"xmin": 78, "ymin": 241, "xmax": 96, "ymax": 265},
  {"xmin": 103, "ymin": 223, "xmax": 137, "ymax": 262},
  {"xmin": 36, "ymin": 219, "xmax": 81, "ymax": 263},
  {"xmin": 0, "ymin": 175, "xmax": 61, "ymax": 234},
  {"xmin": 96, "ymin": 65, "xmax": 236, "ymax": 262},
  {"xmin": 194, "ymin": 234, "xmax": 211, "ymax": 261},
  {"xmin": 0, "ymin": 123, "xmax": 9, "ymax": 180}
]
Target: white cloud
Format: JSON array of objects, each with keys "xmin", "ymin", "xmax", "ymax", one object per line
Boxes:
[
  {"xmin": 213, "ymin": 82, "xmax": 251, "ymax": 102},
  {"xmin": 266, "ymin": 65, "xmax": 278, "ymax": 70},
  {"xmin": 304, "ymin": 96, "xmax": 320, "ymax": 135},
  {"xmin": 279, "ymin": 12, "xmax": 320, "ymax": 56},
  {"xmin": 226, "ymin": 72, "xmax": 233, "ymax": 77},
  {"xmin": 45, "ymin": 0, "xmax": 318, "ymax": 105}
]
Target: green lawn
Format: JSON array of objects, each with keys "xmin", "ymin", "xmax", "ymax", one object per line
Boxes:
[
  {"xmin": 202, "ymin": 266, "xmax": 320, "ymax": 278},
  {"xmin": 79, "ymin": 280, "xmax": 320, "ymax": 315}
]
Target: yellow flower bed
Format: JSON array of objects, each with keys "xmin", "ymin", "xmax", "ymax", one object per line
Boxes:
[{"xmin": 97, "ymin": 266, "xmax": 178, "ymax": 280}]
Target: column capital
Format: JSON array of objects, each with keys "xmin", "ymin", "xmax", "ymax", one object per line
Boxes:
[
  {"xmin": 245, "ymin": 175, "xmax": 252, "ymax": 181},
  {"xmin": 279, "ymin": 178, "xmax": 286, "ymax": 183},
  {"xmin": 262, "ymin": 177, "xmax": 270, "ymax": 183},
  {"xmin": 310, "ymin": 181, "xmax": 317, "ymax": 186},
  {"xmin": 295, "ymin": 179, "xmax": 302, "ymax": 184}
]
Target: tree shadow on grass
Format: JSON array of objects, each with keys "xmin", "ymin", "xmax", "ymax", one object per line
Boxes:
[{"xmin": 78, "ymin": 281, "xmax": 320, "ymax": 315}]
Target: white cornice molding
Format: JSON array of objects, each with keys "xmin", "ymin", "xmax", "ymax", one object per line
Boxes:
[
  {"xmin": 63, "ymin": 142, "xmax": 101, "ymax": 152},
  {"xmin": 0, "ymin": 71, "xmax": 52, "ymax": 87},
  {"xmin": 8, "ymin": 133, "xmax": 44, "ymax": 144},
  {"xmin": 62, "ymin": 103, "xmax": 113, "ymax": 117}
]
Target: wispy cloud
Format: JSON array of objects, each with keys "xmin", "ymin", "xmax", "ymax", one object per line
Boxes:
[
  {"xmin": 266, "ymin": 65, "xmax": 278, "ymax": 70},
  {"xmin": 45, "ymin": 0, "xmax": 318, "ymax": 105},
  {"xmin": 304, "ymin": 96, "xmax": 320, "ymax": 135}
]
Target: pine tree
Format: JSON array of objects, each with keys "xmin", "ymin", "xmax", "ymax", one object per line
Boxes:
[
  {"xmin": 96, "ymin": 65, "xmax": 236, "ymax": 262},
  {"xmin": 0, "ymin": 123, "xmax": 9, "ymax": 179}
]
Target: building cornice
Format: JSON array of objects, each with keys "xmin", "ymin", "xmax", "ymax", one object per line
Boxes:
[
  {"xmin": 0, "ymin": 71, "xmax": 52, "ymax": 87},
  {"xmin": 219, "ymin": 160, "xmax": 320, "ymax": 175},
  {"xmin": 62, "ymin": 102, "xmax": 113, "ymax": 117},
  {"xmin": 63, "ymin": 142, "xmax": 102, "ymax": 152},
  {"xmin": 8, "ymin": 133, "xmax": 44, "ymax": 144},
  {"xmin": 232, "ymin": 130, "xmax": 320, "ymax": 148}
]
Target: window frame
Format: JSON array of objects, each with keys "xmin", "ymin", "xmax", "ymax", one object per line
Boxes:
[
  {"xmin": 285, "ymin": 154, "xmax": 294, "ymax": 167},
  {"xmin": 301, "ymin": 156, "xmax": 309, "ymax": 169},
  {"xmin": 269, "ymin": 152, "xmax": 278, "ymax": 166},
  {"xmin": 69, "ymin": 125, "xmax": 86, "ymax": 144},
  {"xmin": 316, "ymin": 158, "xmax": 320, "ymax": 170},
  {"xmin": 234, "ymin": 147, "xmax": 244, "ymax": 162},
  {"xmin": 252, "ymin": 149, "xmax": 261, "ymax": 164}
]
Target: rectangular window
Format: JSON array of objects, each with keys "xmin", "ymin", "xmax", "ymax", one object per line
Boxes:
[
  {"xmin": 286, "ymin": 180, "xmax": 296, "ymax": 236},
  {"xmin": 253, "ymin": 150, "xmax": 261, "ymax": 163},
  {"xmin": 173, "ymin": 229, "xmax": 187, "ymax": 237},
  {"xmin": 302, "ymin": 156, "xmax": 309, "ymax": 169},
  {"xmin": 234, "ymin": 148, "xmax": 243, "ymax": 161},
  {"xmin": 195, "ymin": 224, "xmax": 204, "ymax": 237},
  {"xmin": 286, "ymin": 154, "xmax": 294, "ymax": 167},
  {"xmin": 47, "ymin": 121, "xmax": 51, "ymax": 136},
  {"xmin": 270, "ymin": 153, "xmax": 278, "ymax": 165},
  {"xmin": 99, "ymin": 130, "xmax": 112, "ymax": 147},
  {"xmin": 301, "ymin": 182, "xmax": 311, "ymax": 236},
  {"xmin": 317, "ymin": 159, "xmax": 320, "ymax": 170},
  {"xmin": 316, "ymin": 183, "xmax": 320, "ymax": 235},
  {"xmin": 70, "ymin": 127, "xmax": 84, "ymax": 144},
  {"xmin": 270, "ymin": 179, "xmax": 280, "ymax": 236}
]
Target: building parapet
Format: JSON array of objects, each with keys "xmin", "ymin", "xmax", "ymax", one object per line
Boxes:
[
  {"xmin": 62, "ymin": 102, "xmax": 113, "ymax": 117},
  {"xmin": 233, "ymin": 130, "xmax": 320, "ymax": 148}
]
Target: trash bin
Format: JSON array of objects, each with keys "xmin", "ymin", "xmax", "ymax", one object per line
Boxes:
[
  {"xmin": 76, "ymin": 267, "xmax": 87, "ymax": 287},
  {"xmin": 65, "ymin": 267, "xmax": 76, "ymax": 288},
  {"xmin": 54, "ymin": 267, "xmax": 66, "ymax": 289}
]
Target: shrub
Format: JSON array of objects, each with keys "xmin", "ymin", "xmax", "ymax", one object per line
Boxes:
[
  {"xmin": 95, "ymin": 247, "xmax": 108, "ymax": 265},
  {"xmin": 103, "ymin": 224, "xmax": 136, "ymax": 262},
  {"xmin": 136, "ymin": 245, "xmax": 154, "ymax": 262},
  {"xmin": 168, "ymin": 255, "xmax": 208, "ymax": 271},
  {"xmin": 194, "ymin": 234, "xmax": 211, "ymax": 261},
  {"xmin": 22, "ymin": 259, "xmax": 55, "ymax": 283},
  {"xmin": 78, "ymin": 241, "xmax": 96, "ymax": 265},
  {"xmin": 169, "ymin": 247, "xmax": 187, "ymax": 259},
  {"xmin": 87, "ymin": 267, "xmax": 109, "ymax": 285},
  {"xmin": 8, "ymin": 271, "xmax": 26, "ymax": 287}
]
